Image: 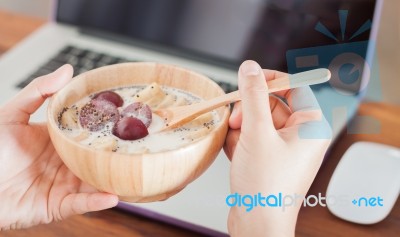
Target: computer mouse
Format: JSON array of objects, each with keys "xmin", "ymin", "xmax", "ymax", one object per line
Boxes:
[{"xmin": 326, "ymin": 141, "xmax": 400, "ymax": 224}]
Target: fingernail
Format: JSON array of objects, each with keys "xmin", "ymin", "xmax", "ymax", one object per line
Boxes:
[{"xmin": 241, "ymin": 61, "xmax": 260, "ymax": 76}]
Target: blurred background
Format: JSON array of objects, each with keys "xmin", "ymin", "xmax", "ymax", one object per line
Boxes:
[
  {"xmin": 0, "ymin": 0, "xmax": 51, "ymax": 19},
  {"xmin": 0, "ymin": 0, "xmax": 399, "ymax": 104}
]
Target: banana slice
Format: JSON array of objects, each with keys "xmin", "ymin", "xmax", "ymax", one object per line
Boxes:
[
  {"xmin": 118, "ymin": 146, "xmax": 149, "ymax": 154},
  {"xmin": 146, "ymin": 95, "xmax": 166, "ymax": 108},
  {"xmin": 155, "ymin": 94, "xmax": 176, "ymax": 109},
  {"xmin": 60, "ymin": 107, "xmax": 79, "ymax": 129},
  {"xmin": 134, "ymin": 82, "xmax": 166, "ymax": 106},
  {"xmin": 172, "ymin": 97, "xmax": 189, "ymax": 107},
  {"xmin": 91, "ymin": 137, "xmax": 118, "ymax": 152},
  {"xmin": 186, "ymin": 112, "xmax": 214, "ymax": 128},
  {"xmin": 73, "ymin": 131, "xmax": 89, "ymax": 142}
]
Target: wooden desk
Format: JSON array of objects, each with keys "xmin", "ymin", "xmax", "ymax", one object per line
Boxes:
[
  {"xmin": 0, "ymin": 10, "xmax": 399, "ymax": 237},
  {"xmin": 297, "ymin": 103, "xmax": 400, "ymax": 237},
  {"xmin": 0, "ymin": 10, "xmax": 43, "ymax": 55}
]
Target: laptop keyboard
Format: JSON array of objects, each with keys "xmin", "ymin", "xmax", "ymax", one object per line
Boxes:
[{"xmin": 16, "ymin": 45, "xmax": 238, "ymax": 93}]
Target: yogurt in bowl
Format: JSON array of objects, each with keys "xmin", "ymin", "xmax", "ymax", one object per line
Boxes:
[
  {"xmin": 58, "ymin": 82, "xmax": 220, "ymax": 154},
  {"xmin": 47, "ymin": 62, "xmax": 230, "ymax": 202}
]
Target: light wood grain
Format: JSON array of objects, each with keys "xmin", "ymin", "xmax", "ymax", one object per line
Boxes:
[
  {"xmin": 47, "ymin": 62, "xmax": 230, "ymax": 202},
  {"xmin": 0, "ymin": 9, "xmax": 44, "ymax": 54},
  {"xmin": 0, "ymin": 209, "xmax": 207, "ymax": 237}
]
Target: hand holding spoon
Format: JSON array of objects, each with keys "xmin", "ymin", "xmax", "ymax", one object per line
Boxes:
[{"xmin": 154, "ymin": 68, "xmax": 331, "ymax": 131}]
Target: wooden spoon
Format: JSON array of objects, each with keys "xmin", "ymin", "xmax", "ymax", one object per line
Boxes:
[{"xmin": 154, "ymin": 68, "xmax": 331, "ymax": 131}]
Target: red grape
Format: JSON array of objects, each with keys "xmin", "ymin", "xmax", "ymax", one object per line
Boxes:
[
  {"xmin": 112, "ymin": 117, "xmax": 149, "ymax": 140},
  {"xmin": 79, "ymin": 99, "xmax": 119, "ymax": 131},
  {"xmin": 93, "ymin": 90, "xmax": 123, "ymax": 107},
  {"xmin": 121, "ymin": 102, "xmax": 152, "ymax": 127}
]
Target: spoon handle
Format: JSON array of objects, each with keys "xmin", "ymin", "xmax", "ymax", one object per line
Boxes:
[
  {"xmin": 157, "ymin": 68, "xmax": 330, "ymax": 130},
  {"xmin": 267, "ymin": 68, "xmax": 331, "ymax": 93},
  {"xmin": 203, "ymin": 68, "xmax": 331, "ymax": 110}
]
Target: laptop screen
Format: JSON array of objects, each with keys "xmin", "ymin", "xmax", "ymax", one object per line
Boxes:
[{"xmin": 56, "ymin": 0, "xmax": 377, "ymax": 73}]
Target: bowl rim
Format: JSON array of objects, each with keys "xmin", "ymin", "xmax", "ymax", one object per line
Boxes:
[{"xmin": 47, "ymin": 62, "xmax": 230, "ymax": 158}]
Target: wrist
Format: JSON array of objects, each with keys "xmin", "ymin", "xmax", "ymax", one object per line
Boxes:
[{"xmin": 228, "ymin": 206, "xmax": 299, "ymax": 237}]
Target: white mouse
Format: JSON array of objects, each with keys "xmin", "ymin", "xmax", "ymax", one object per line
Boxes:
[{"xmin": 326, "ymin": 141, "xmax": 400, "ymax": 224}]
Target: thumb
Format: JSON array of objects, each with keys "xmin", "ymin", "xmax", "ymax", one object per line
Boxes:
[
  {"xmin": 1, "ymin": 64, "xmax": 73, "ymax": 124},
  {"xmin": 238, "ymin": 60, "xmax": 276, "ymax": 136},
  {"xmin": 59, "ymin": 192, "xmax": 118, "ymax": 219}
]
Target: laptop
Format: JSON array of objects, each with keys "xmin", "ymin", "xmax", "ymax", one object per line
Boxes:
[{"xmin": 0, "ymin": 0, "xmax": 382, "ymax": 235}]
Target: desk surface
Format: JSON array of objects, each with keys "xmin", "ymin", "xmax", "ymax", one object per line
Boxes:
[{"xmin": 0, "ymin": 10, "xmax": 399, "ymax": 237}]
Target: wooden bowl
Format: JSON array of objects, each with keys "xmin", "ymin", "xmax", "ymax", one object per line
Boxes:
[{"xmin": 47, "ymin": 62, "xmax": 230, "ymax": 202}]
